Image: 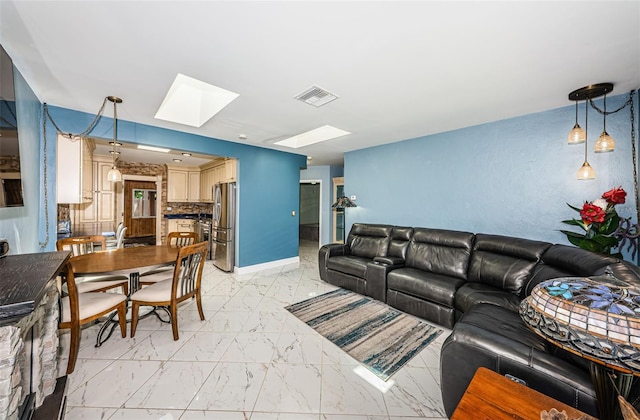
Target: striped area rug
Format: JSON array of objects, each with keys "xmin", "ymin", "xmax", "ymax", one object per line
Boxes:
[{"xmin": 285, "ymin": 288, "xmax": 442, "ymax": 381}]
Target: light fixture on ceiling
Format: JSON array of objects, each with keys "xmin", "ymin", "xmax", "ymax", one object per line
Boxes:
[
  {"xmin": 181, "ymin": 152, "xmax": 192, "ymax": 157},
  {"xmin": 106, "ymin": 96, "xmax": 123, "ymax": 182},
  {"xmin": 137, "ymin": 145, "xmax": 171, "ymax": 153},
  {"xmin": 568, "ymin": 83, "xmax": 613, "ymax": 180},
  {"xmin": 173, "ymin": 158, "xmax": 182, "ymax": 162},
  {"xmin": 594, "ymin": 93, "xmax": 615, "ymax": 153}
]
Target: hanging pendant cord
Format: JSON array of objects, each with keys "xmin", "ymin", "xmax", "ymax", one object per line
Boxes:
[{"xmin": 39, "ymin": 98, "xmax": 110, "ymax": 250}]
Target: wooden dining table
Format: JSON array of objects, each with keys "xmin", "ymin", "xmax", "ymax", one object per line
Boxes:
[
  {"xmin": 70, "ymin": 245, "xmax": 180, "ymax": 346},
  {"xmin": 70, "ymin": 245, "xmax": 179, "ymax": 278}
]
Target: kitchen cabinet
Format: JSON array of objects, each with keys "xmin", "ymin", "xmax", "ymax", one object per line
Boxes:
[
  {"xmin": 167, "ymin": 218, "xmax": 196, "ymax": 233},
  {"xmin": 76, "ymin": 156, "xmax": 115, "ymax": 223},
  {"xmin": 223, "ymin": 158, "xmax": 237, "ymax": 182},
  {"xmin": 57, "ymin": 135, "xmax": 94, "ymax": 204},
  {"xmin": 199, "ymin": 158, "xmax": 237, "ymax": 202},
  {"xmin": 199, "ymin": 166, "xmax": 216, "ymax": 202},
  {"xmin": 167, "ymin": 165, "xmax": 200, "ymax": 202}
]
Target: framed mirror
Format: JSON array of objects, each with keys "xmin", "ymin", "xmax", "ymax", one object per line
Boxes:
[{"xmin": 0, "ymin": 44, "xmax": 24, "ymax": 207}]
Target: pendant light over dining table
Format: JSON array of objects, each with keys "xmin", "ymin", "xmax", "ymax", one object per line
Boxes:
[{"xmin": 106, "ymin": 96, "xmax": 123, "ymax": 182}]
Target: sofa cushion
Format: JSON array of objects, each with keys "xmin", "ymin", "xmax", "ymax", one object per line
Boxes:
[
  {"xmin": 388, "ymin": 267, "xmax": 465, "ymax": 306},
  {"xmin": 468, "ymin": 234, "xmax": 551, "ymax": 295},
  {"xmin": 455, "ymin": 283, "xmax": 521, "ymax": 314},
  {"xmin": 347, "ymin": 223, "xmax": 393, "ymax": 259},
  {"xmin": 388, "ymin": 226, "xmax": 414, "ymax": 260},
  {"xmin": 405, "ymin": 228, "xmax": 474, "ymax": 280},
  {"xmin": 326, "ymin": 255, "xmax": 370, "ymax": 278},
  {"xmin": 524, "ymin": 244, "xmax": 620, "ymax": 296}
]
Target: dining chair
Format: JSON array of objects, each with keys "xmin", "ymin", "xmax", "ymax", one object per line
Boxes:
[
  {"xmin": 167, "ymin": 231, "xmax": 198, "ymax": 247},
  {"xmin": 56, "ymin": 235, "xmax": 129, "ymax": 294},
  {"xmin": 105, "ymin": 222, "xmax": 124, "ymax": 248},
  {"xmin": 139, "ymin": 231, "xmax": 199, "ymax": 285},
  {"xmin": 59, "ymin": 258, "xmax": 127, "ymax": 374},
  {"xmin": 130, "ymin": 241, "xmax": 207, "ymax": 340},
  {"xmin": 106, "ymin": 226, "xmax": 127, "ymax": 250}
]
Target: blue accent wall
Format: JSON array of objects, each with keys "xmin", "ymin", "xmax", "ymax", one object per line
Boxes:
[
  {"xmin": 345, "ymin": 93, "xmax": 639, "ymax": 262},
  {"xmin": 41, "ymin": 106, "xmax": 307, "ymax": 266},
  {"xmin": 0, "ymin": 67, "xmax": 43, "ymax": 254}
]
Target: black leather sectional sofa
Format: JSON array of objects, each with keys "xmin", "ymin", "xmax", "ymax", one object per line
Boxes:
[{"xmin": 318, "ymin": 223, "xmax": 640, "ymax": 418}]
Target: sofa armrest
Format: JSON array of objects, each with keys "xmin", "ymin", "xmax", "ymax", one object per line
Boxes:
[
  {"xmin": 373, "ymin": 256, "xmax": 405, "ymax": 266},
  {"xmin": 318, "ymin": 244, "xmax": 350, "ymax": 281},
  {"xmin": 366, "ymin": 259, "xmax": 405, "ymax": 302}
]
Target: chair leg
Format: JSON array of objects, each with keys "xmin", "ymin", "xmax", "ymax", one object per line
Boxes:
[
  {"xmin": 67, "ymin": 323, "xmax": 81, "ymax": 374},
  {"xmin": 122, "ymin": 283, "xmax": 129, "ymax": 296},
  {"xmin": 170, "ymin": 304, "xmax": 179, "ymax": 341},
  {"xmin": 117, "ymin": 302, "xmax": 127, "ymax": 338},
  {"xmin": 130, "ymin": 302, "xmax": 140, "ymax": 338},
  {"xmin": 195, "ymin": 290, "xmax": 205, "ymax": 321}
]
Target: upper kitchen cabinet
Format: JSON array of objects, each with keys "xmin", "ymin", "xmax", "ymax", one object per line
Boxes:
[
  {"xmin": 167, "ymin": 165, "xmax": 200, "ymax": 202},
  {"xmin": 57, "ymin": 134, "xmax": 94, "ymax": 204},
  {"xmin": 75, "ymin": 155, "xmax": 115, "ymax": 223},
  {"xmin": 199, "ymin": 158, "xmax": 236, "ymax": 202}
]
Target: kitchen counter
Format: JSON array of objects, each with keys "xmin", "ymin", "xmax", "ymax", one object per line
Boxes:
[{"xmin": 164, "ymin": 213, "xmax": 212, "ymax": 220}]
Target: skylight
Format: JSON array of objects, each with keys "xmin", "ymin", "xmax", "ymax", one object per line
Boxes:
[
  {"xmin": 154, "ymin": 73, "xmax": 239, "ymax": 128},
  {"xmin": 275, "ymin": 125, "xmax": 350, "ymax": 149}
]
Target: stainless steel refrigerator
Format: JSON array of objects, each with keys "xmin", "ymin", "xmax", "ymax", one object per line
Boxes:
[{"xmin": 212, "ymin": 182, "xmax": 236, "ymax": 272}]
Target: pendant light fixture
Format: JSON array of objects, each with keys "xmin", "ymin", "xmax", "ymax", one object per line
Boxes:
[
  {"xmin": 106, "ymin": 96, "xmax": 123, "ymax": 182},
  {"xmin": 567, "ymin": 83, "xmax": 613, "ymax": 181},
  {"xmin": 577, "ymin": 99, "xmax": 595, "ymax": 180},
  {"xmin": 594, "ymin": 93, "xmax": 615, "ymax": 153},
  {"xmin": 567, "ymin": 100, "xmax": 586, "ymax": 144}
]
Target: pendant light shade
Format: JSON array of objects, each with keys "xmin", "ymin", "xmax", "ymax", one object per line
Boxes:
[
  {"xmin": 594, "ymin": 131, "xmax": 615, "ymax": 153},
  {"xmin": 594, "ymin": 94, "xmax": 615, "ymax": 153},
  {"xmin": 107, "ymin": 166, "xmax": 122, "ymax": 182},
  {"xmin": 107, "ymin": 96, "xmax": 123, "ymax": 182},
  {"xmin": 577, "ymin": 161, "xmax": 595, "ymax": 180},
  {"xmin": 567, "ymin": 101, "xmax": 586, "ymax": 144}
]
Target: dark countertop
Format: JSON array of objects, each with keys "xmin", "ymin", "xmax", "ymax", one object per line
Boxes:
[
  {"xmin": 0, "ymin": 251, "xmax": 71, "ymax": 325},
  {"xmin": 164, "ymin": 213, "xmax": 212, "ymax": 220}
]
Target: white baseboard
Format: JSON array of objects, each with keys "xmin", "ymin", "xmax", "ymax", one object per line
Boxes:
[{"xmin": 235, "ymin": 256, "xmax": 300, "ymax": 274}]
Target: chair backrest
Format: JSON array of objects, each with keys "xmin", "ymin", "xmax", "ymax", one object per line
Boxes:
[
  {"xmin": 171, "ymin": 241, "xmax": 207, "ymax": 298},
  {"xmin": 116, "ymin": 227, "xmax": 127, "ymax": 249},
  {"xmin": 115, "ymin": 222, "xmax": 124, "ymax": 238},
  {"xmin": 60, "ymin": 258, "xmax": 82, "ymax": 323},
  {"xmin": 56, "ymin": 235, "xmax": 107, "ymax": 256},
  {"xmin": 167, "ymin": 231, "xmax": 198, "ymax": 247}
]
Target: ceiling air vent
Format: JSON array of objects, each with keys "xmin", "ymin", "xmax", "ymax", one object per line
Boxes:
[{"xmin": 294, "ymin": 86, "xmax": 339, "ymax": 107}]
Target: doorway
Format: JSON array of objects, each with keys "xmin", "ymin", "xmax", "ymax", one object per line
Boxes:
[
  {"xmin": 299, "ymin": 181, "xmax": 322, "ymax": 248},
  {"xmin": 118, "ymin": 174, "xmax": 163, "ymax": 245}
]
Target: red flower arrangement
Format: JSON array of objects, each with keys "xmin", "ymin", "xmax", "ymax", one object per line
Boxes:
[{"xmin": 561, "ymin": 187, "xmax": 627, "ymax": 258}]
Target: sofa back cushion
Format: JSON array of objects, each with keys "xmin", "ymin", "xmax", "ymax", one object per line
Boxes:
[
  {"xmin": 468, "ymin": 234, "xmax": 551, "ymax": 295},
  {"xmin": 524, "ymin": 244, "xmax": 621, "ymax": 296},
  {"xmin": 405, "ymin": 228, "xmax": 475, "ymax": 280},
  {"xmin": 388, "ymin": 226, "xmax": 414, "ymax": 260},
  {"xmin": 347, "ymin": 223, "xmax": 393, "ymax": 259}
]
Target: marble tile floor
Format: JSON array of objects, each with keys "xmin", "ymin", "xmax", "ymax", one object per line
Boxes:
[{"xmin": 57, "ymin": 240, "xmax": 451, "ymax": 420}]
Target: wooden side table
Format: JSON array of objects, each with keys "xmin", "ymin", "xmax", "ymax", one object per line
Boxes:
[{"xmin": 451, "ymin": 367, "xmax": 596, "ymax": 419}]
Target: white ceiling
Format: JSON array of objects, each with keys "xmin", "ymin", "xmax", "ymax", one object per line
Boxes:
[{"xmin": 1, "ymin": 1, "xmax": 639, "ymax": 166}]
